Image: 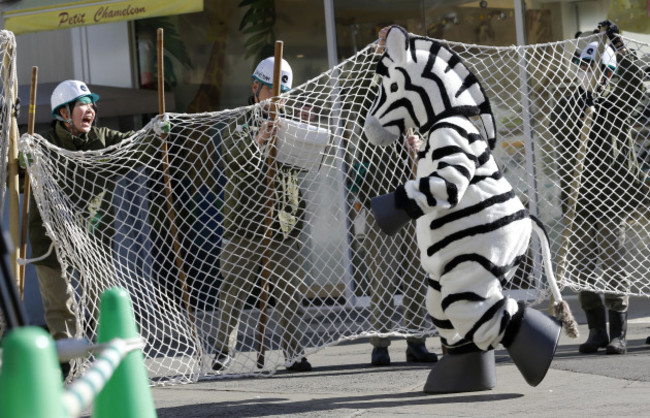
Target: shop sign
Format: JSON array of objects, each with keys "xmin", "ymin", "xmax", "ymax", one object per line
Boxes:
[{"xmin": 4, "ymin": 0, "xmax": 203, "ymax": 35}]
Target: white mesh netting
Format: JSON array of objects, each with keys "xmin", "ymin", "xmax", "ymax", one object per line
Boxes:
[
  {"xmin": 0, "ymin": 30, "xmax": 18, "ymax": 337},
  {"xmin": 7, "ymin": 32, "xmax": 650, "ymax": 384},
  {"xmin": 0, "ymin": 30, "xmax": 15, "ymax": 223}
]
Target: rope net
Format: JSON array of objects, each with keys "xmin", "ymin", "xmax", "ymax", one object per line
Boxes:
[
  {"xmin": 0, "ymin": 30, "xmax": 17, "ymax": 337},
  {"xmin": 10, "ymin": 32, "xmax": 650, "ymax": 384},
  {"xmin": 0, "ymin": 31, "xmax": 15, "ymax": 222}
]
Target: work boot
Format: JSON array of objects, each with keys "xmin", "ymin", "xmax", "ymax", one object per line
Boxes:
[
  {"xmin": 423, "ymin": 344, "xmax": 496, "ymax": 393},
  {"xmin": 212, "ymin": 350, "xmax": 232, "ymax": 371},
  {"xmin": 579, "ymin": 305, "xmax": 609, "ymax": 354},
  {"xmin": 606, "ymin": 310, "xmax": 627, "ymax": 355},
  {"xmin": 503, "ymin": 304, "xmax": 561, "ymax": 387},
  {"xmin": 406, "ymin": 341, "xmax": 438, "ymax": 363},
  {"xmin": 371, "ymin": 346, "xmax": 390, "ymax": 366},
  {"xmin": 286, "ymin": 357, "xmax": 312, "ymax": 372}
]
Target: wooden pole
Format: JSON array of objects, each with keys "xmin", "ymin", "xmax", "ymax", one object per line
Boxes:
[
  {"xmin": 256, "ymin": 40, "xmax": 284, "ymax": 369},
  {"xmin": 156, "ymin": 28, "xmax": 199, "ymax": 345},
  {"xmin": 4, "ymin": 41, "xmax": 20, "ymax": 288},
  {"xmin": 18, "ymin": 67, "xmax": 38, "ymax": 297}
]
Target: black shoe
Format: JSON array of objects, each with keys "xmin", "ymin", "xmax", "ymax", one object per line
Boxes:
[
  {"xmin": 606, "ymin": 310, "xmax": 627, "ymax": 355},
  {"xmin": 646, "ymin": 336, "xmax": 650, "ymax": 345},
  {"xmin": 579, "ymin": 306, "xmax": 609, "ymax": 354},
  {"xmin": 423, "ymin": 349, "xmax": 496, "ymax": 393},
  {"xmin": 406, "ymin": 342, "xmax": 438, "ymax": 363},
  {"xmin": 579, "ymin": 328, "xmax": 609, "ymax": 353},
  {"xmin": 286, "ymin": 357, "xmax": 312, "ymax": 372},
  {"xmin": 371, "ymin": 347, "xmax": 390, "ymax": 366},
  {"xmin": 503, "ymin": 305, "xmax": 561, "ymax": 387},
  {"xmin": 212, "ymin": 350, "xmax": 231, "ymax": 371}
]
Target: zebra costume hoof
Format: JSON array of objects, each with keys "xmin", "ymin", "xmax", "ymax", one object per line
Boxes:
[
  {"xmin": 504, "ymin": 306, "xmax": 561, "ymax": 387},
  {"xmin": 370, "ymin": 192, "xmax": 411, "ymax": 236},
  {"xmin": 423, "ymin": 350, "xmax": 496, "ymax": 394}
]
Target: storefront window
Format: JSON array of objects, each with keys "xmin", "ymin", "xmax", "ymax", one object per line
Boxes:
[
  {"xmin": 424, "ymin": 0, "xmax": 521, "ymax": 45},
  {"xmin": 132, "ymin": 0, "xmax": 613, "ymax": 114},
  {"xmin": 331, "ymin": 0, "xmax": 524, "ymax": 59},
  {"xmin": 135, "ymin": 0, "xmax": 328, "ymax": 113}
]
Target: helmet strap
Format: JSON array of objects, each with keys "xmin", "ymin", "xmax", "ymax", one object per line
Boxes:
[
  {"xmin": 55, "ymin": 103, "xmax": 73, "ymax": 125},
  {"xmin": 58, "ymin": 103, "xmax": 85, "ymax": 135},
  {"xmin": 253, "ymin": 80, "xmax": 263, "ymax": 103}
]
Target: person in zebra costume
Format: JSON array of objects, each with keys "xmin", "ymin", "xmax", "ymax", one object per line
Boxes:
[{"xmin": 363, "ymin": 26, "xmax": 577, "ymax": 393}]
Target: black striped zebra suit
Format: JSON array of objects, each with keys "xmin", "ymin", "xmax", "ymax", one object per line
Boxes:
[{"xmin": 363, "ymin": 26, "xmax": 531, "ymax": 352}]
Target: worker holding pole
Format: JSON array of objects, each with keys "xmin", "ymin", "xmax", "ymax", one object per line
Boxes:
[{"xmin": 212, "ymin": 42, "xmax": 312, "ymax": 373}]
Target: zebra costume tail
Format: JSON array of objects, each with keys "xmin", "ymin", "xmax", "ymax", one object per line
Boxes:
[{"xmin": 531, "ymin": 216, "xmax": 580, "ymax": 339}]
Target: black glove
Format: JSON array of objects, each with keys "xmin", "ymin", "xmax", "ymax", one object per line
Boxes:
[
  {"xmin": 598, "ymin": 20, "xmax": 625, "ymax": 52},
  {"xmin": 370, "ymin": 192, "xmax": 411, "ymax": 236}
]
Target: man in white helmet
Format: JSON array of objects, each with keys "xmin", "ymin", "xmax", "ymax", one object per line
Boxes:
[
  {"xmin": 213, "ymin": 56, "xmax": 313, "ymax": 373},
  {"xmin": 28, "ymin": 80, "xmax": 134, "ymax": 376},
  {"xmin": 551, "ymin": 20, "xmax": 648, "ymax": 356}
]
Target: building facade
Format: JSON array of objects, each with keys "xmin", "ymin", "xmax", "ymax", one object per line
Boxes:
[{"xmin": 1, "ymin": 0, "xmax": 625, "ymax": 132}]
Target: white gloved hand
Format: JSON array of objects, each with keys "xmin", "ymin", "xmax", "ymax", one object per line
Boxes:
[{"xmin": 153, "ymin": 113, "xmax": 171, "ymax": 136}]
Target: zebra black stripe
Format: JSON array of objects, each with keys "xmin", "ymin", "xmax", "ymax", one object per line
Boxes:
[
  {"xmin": 396, "ymin": 67, "xmax": 435, "ymax": 124},
  {"xmin": 430, "ymin": 121, "xmax": 486, "ymax": 147},
  {"xmin": 430, "ymin": 190, "xmax": 517, "ymax": 230},
  {"xmin": 455, "ymin": 72, "xmax": 480, "ymax": 98},
  {"xmin": 464, "ymin": 298, "xmax": 506, "ymax": 343},
  {"xmin": 442, "ymin": 252, "xmax": 524, "ymax": 282},
  {"xmin": 470, "ymin": 171, "xmax": 503, "ymax": 184},
  {"xmin": 432, "ymin": 317, "xmax": 454, "ymax": 330},
  {"xmin": 441, "ymin": 291, "xmax": 487, "ymax": 311},
  {"xmin": 381, "ymin": 96, "xmax": 419, "ymax": 129},
  {"xmin": 418, "ymin": 176, "xmax": 439, "ymax": 207},
  {"xmin": 426, "ymin": 209, "xmax": 529, "ymax": 257},
  {"xmin": 432, "ymin": 146, "xmax": 478, "ymax": 169}
]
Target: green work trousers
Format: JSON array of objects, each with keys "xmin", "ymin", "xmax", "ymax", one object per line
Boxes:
[
  {"xmin": 363, "ymin": 212, "xmax": 429, "ymax": 348},
  {"xmin": 35, "ymin": 264, "xmax": 78, "ymax": 340},
  {"xmin": 216, "ymin": 235, "xmax": 307, "ymax": 359}
]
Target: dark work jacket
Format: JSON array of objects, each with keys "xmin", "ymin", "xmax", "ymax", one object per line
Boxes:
[
  {"xmin": 28, "ymin": 122, "xmax": 134, "ymax": 267},
  {"xmin": 550, "ymin": 54, "xmax": 649, "ymax": 217},
  {"xmin": 220, "ymin": 111, "xmax": 305, "ymax": 242}
]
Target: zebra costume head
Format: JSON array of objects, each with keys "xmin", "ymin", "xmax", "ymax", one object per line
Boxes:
[{"xmin": 364, "ymin": 26, "xmax": 497, "ymax": 149}]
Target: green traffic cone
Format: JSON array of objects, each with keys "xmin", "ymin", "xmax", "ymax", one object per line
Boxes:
[
  {"xmin": 0, "ymin": 326, "xmax": 67, "ymax": 418},
  {"xmin": 92, "ymin": 287, "xmax": 156, "ymax": 418}
]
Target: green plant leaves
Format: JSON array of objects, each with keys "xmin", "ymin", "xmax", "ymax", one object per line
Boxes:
[{"xmin": 238, "ymin": 0, "xmax": 276, "ymax": 61}]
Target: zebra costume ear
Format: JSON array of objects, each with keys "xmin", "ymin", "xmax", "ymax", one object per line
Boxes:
[{"xmin": 385, "ymin": 26, "xmax": 409, "ymax": 65}]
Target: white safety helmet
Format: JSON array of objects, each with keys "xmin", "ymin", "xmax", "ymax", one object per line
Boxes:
[
  {"xmin": 50, "ymin": 80, "xmax": 100, "ymax": 119},
  {"xmin": 576, "ymin": 41, "xmax": 617, "ymax": 75},
  {"xmin": 251, "ymin": 57, "xmax": 293, "ymax": 92},
  {"xmin": 574, "ymin": 41, "xmax": 617, "ymax": 93}
]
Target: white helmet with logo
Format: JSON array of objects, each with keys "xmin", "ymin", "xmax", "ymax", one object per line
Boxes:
[
  {"xmin": 50, "ymin": 80, "xmax": 100, "ymax": 119},
  {"xmin": 575, "ymin": 41, "xmax": 617, "ymax": 93},
  {"xmin": 252, "ymin": 57, "xmax": 293, "ymax": 92},
  {"xmin": 578, "ymin": 41, "xmax": 617, "ymax": 72}
]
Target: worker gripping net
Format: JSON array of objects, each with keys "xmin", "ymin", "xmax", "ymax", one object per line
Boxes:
[{"xmin": 14, "ymin": 33, "xmax": 650, "ymax": 384}]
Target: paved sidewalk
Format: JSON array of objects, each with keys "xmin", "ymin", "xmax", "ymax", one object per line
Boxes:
[{"xmin": 143, "ymin": 296, "xmax": 650, "ymax": 417}]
